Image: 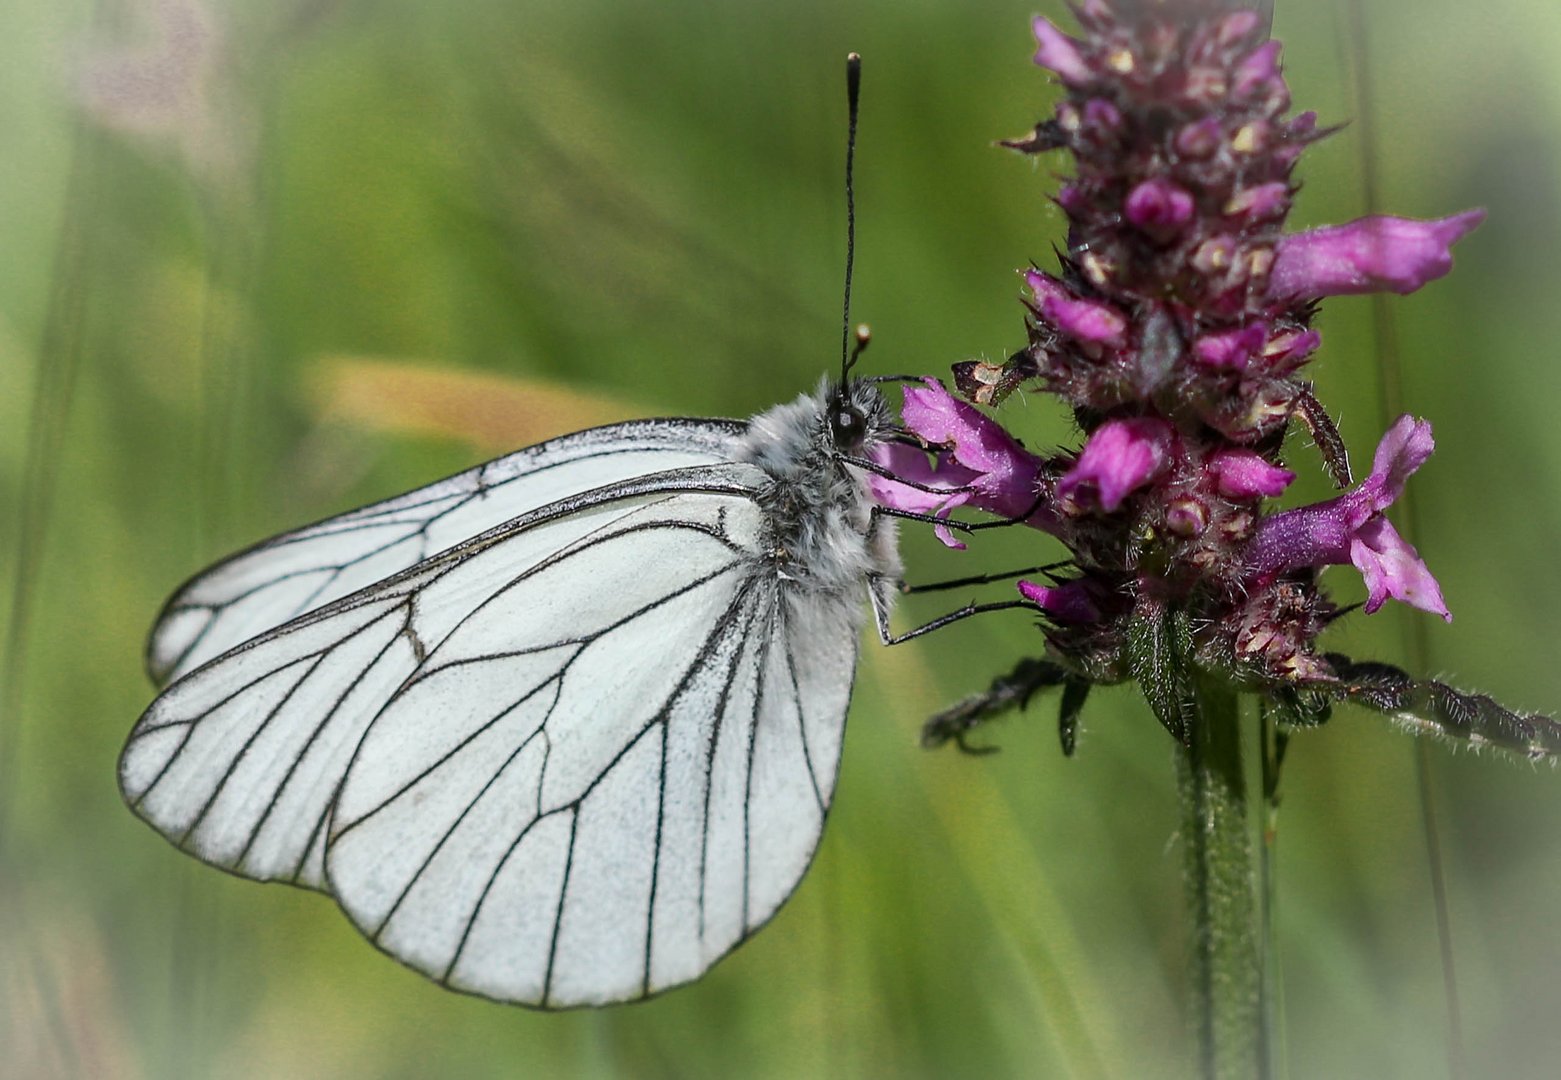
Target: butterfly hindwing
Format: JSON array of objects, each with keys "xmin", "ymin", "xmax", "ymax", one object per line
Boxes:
[{"xmin": 324, "ymin": 483, "xmax": 862, "ymax": 1006}]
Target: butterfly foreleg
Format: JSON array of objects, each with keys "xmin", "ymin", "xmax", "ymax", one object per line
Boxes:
[{"xmin": 866, "ymin": 571, "xmax": 1036, "ymax": 646}]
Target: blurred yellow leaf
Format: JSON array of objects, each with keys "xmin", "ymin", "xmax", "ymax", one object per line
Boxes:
[{"xmin": 308, "ymin": 356, "xmax": 657, "ymax": 452}]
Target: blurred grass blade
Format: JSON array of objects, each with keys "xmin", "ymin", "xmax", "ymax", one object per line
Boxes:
[
  {"xmin": 868, "ymin": 643, "xmax": 1121, "ymax": 1079},
  {"xmin": 0, "ymin": 118, "xmax": 97, "ymax": 846},
  {"xmin": 308, "ymin": 355, "xmax": 660, "ymax": 451}
]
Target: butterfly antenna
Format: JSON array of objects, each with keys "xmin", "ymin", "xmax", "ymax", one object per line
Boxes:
[{"xmin": 840, "ymin": 51, "xmax": 862, "ymax": 383}]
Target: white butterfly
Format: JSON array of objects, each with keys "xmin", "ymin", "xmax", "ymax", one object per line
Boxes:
[{"xmin": 120, "ymin": 378, "xmax": 928, "ymax": 1008}]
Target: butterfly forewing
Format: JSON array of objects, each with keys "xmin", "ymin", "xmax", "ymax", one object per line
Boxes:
[
  {"xmin": 122, "ymin": 588, "xmax": 430, "ymax": 888},
  {"xmin": 146, "ymin": 419, "xmax": 747, "ymax": 686},
  {"xmin": 120, "ymin": 461, "xmax": 766, "ymax": 892}
]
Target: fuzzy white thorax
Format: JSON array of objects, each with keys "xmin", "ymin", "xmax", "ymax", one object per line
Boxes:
[{"xmin": 734, "ymin": 379, "xmax": 903, "ymax": 611}]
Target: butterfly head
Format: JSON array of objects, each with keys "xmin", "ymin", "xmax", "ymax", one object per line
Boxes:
[{"xmin": 825, "ymin": 380, "xmax": 893, "ymax": 456}]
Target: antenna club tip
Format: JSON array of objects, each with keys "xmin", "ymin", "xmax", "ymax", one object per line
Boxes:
[
  {"xmin": 847, "ymin": 51, "xmax": 861, "ymax": 63},
  {"xmin": 854, "ymin": 323, "xmax": 871, "ymax": 342}
]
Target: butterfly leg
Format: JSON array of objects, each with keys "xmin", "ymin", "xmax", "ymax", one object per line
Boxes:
[
  {"xmin": 865, "ymin": 495, "xmax": 1052, "ymax": 535},
  {"xmin": 898, "ymin": 561, "xmax": 1072, "ymax": 595},
  {"xmin": 866, "ymin": 572, "xmax": 1035, "ymax": 646},
  {"xmin": 862, "ymin": 507, "xmax": 1034, "ymax": 643}
]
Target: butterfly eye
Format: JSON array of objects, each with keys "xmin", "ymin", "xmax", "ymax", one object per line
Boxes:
[{"xmin": 830, "ymin": 404, "xmax": 868, "ymax": 450}]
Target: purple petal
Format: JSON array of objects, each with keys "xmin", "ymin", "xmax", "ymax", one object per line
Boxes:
[
  {"xmin": 1233, "ymin": 40, "xmax": 1283, "ymax": 98},
  {"xmin": 1058, "ymin": 417, "xmax": 1174, "ymax": 512},
  {"xmin": 1193, "ymin": 323, "xmax": 1268, "ymax": 370},
  {"xmin": 885, "ymin": 380, "xmax": 1051, "ymax": 529},
  {"xmin": 1056, "ymin": 184, "xmax": 1088, "ymax": 213},
  {"xmin": 1125, "ymin": 177, "xmax": 1196, "ymax": 236},
  {"xmin": 1176, "ymin": 117, "xmax": 1223, "ymax": 158},
  {"xmin": 1026, "ymin": 271, "xmax": 1127, "ymax": 347},
  {"xmin": 1350, "ymin": 517, "xmax": 1451, "ymax": 621},
  {"xmin": 1044, "ymin": 295, "xmax": 1129, "ymax": 347},
  {"xmin": 1082, "ymin": 97, "xmax": 1122, "ymax": 130},
  {"xmin": 1025, "ymin": 269, "xmax": 1067, "ymax": 307},
  {"xmin": 1217, "ymin": 11, "xmax": 1263, "ymax": 45},
  {"xmin": 1270, "ymin": 210, "xmax": 1485, "ymax": 299},
  {"xmin": 866, "ymin": 442, "xmax": 976, "ymax": 514},
  {"xmin": 1246, "ymin": 417, "xmax": 1448, "ymax": 620},
  {"xmin": 1365, "ymin": 414, "xmax": 1435, "ymax": 506},
  {"xmin": 899, "ymin": 380, "xmax": 1009, "ymax": 472},
  {"xmin": 1246, "ymin": 499, "xmax": 1354, "ymax": 577},
  {"xmin": 1224, "ymin": 181, "xmax": 1289, "ymax": 222},
  {"xmin": 1209, "ymin": 448, "xmax": 1295, "ymax": 499},
  {"xmin": 931, "ymin": 493, "xmax": 973, "ymax": 551},
  {"xmin": 1017, "ymin": 579, "xmax": 1101, "ymax": 623},
  {"xmin": 1261, "ymin": 328, "xmax": 1321, "ymax": 370},
  {"xmin": 866, "ymin": 442, "xmax": 977, "ymax": 550},
  {"xmin": 1031, "ymin": 16, "xmax": 1092, "ymax": 85}
]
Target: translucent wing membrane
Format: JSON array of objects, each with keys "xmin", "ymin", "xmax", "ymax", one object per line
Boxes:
[
  {"xmin": 121, "ymin": 457, "xmax": 863, "ymax": 1006},
  {"xmin": 146, "ymin": 419, "xmax": 746, "ymax": 685}
]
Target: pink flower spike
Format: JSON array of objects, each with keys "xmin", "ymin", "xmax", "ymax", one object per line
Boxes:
[
  {"xmin": 1247, "ymin": 416, "xmax": 1449, "ymax": 620},
  {"xmin": 1209, "ymin": 448, "xmax": 1295, "ymax": 499},
  {"xmin": 1017, "ymin": 579, "xmax": 1101, "ymax": 624},
  {"xmin": 1270, "ymin": 210, "xmax": 1486, "ymax": 299},
  {"xmin": 1058, "ymin": 417, "xmax": 1174, "ymax": 512},
  {"xmin": 1032, "ymin": 16, "xmax": 1092, "ymax": 85}
]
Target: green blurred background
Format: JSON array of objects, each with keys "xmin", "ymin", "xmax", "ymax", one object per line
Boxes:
[{"xmin": 5, "ymin": 0, "xmax": 1561, "ymax": 1076}]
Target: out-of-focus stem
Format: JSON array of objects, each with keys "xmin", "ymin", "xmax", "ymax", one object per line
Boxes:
[
  {"xmin": 1259, "ymin": 704, "xmax": 1288, "ymax": 1080},
  {"xmin": 1342, "ymin": 3, "xmax": 1466, "ymax": 1074},
  {"xmin": 1177, "ymin": 679, "xmax": 1261, "ymax": 1080}
]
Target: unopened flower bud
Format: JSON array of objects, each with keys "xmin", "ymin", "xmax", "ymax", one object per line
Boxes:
[
  {"xmin": 1166, "ymin": 497, "xmax": 1210, "ymax": 537},
  {"xmin": 1126, "ymin": 177, "xmax": 1196, "ymax": 238}
]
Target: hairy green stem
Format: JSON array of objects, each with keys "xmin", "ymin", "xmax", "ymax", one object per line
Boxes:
[
  {"xmin": 1177, "ymin": 680, "xmax": 1261, "ymax": 1080},
  {"xmin": 1259, "ymin": 703, "xmax": 1288, "ymax": 1080}
]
